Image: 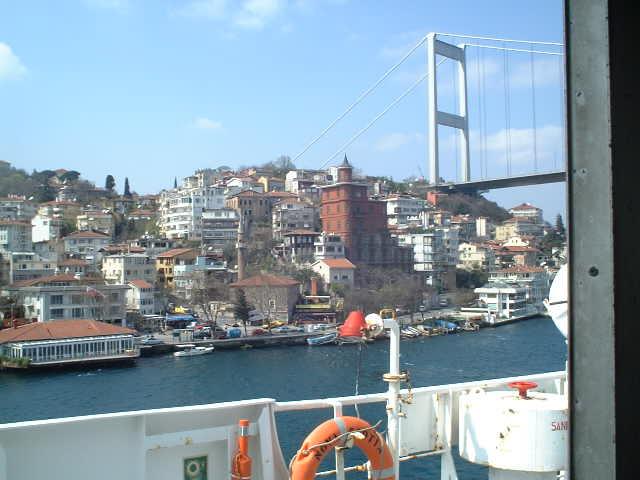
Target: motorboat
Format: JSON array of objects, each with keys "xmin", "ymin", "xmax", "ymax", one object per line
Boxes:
[{"xmin": 173, "ymin": 344, "xmax": 214, "ymax": 357}]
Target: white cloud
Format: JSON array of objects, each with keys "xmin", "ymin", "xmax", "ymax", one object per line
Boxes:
[
  {"xmin": 481, "ymin": 124, "xmax": 563, "ymax": 166},
  {"xmin": 374, "ymin": 132, "xmax": 423, "ymax": 152},
  {"xmin": 84, "ymin": 0, "xmax": 130, "ymax": 12},
  {"xmin": 175, "ymin": 0, "xmax": 227, "ymax": 19},
  {"xmin": 0, "ymin": 43, "xmax": 27, "ymax": 81},
  {"xmin": 234, "ymin": 0, "xmax": 285, "ymax": 30},
  {"xmin": 193, "ymin": 117, "xmax": 223, "ymax": 130}
]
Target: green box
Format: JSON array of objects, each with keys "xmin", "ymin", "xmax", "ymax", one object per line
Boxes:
[{"xmin": 184, "ymin": 455, "xmax": 207, "ymax": 480}]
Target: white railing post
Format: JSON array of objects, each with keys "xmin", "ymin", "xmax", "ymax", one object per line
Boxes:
[
  {"xmin": 331, "ymin": 401, "xmax": 346, "ymax": 480},
  {"xmin": 383, "ymin": 318, "xmax": 401, "ymax": 480}
]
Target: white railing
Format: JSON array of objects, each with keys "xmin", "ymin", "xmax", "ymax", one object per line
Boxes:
[{"xmin": 274, "ymin": 370, "xmax": 566, "ymax": 480}]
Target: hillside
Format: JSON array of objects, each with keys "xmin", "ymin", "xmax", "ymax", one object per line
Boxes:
[
  {"xmin": 436, "ymin": 192, "xmax": 511, "ymax": 223},
  {"xmin": 0, "ymin": 161, "xmax": 91, "ymax": 202}
]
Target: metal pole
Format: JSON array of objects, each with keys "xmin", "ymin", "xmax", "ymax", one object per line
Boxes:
[
  {"xmin": 427, "ymin": 33, "xmax": 439, "ymax": 185},
  {"xmin": 331, "ymin": 401, "xmax": 346, "ymax": 480},
  {"xmin": 384, "ymin": 318, "xmax": 401, "ymax": 480}
]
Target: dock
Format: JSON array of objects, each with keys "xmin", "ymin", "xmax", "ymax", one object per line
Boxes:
[{"xmin": 139, "ymin": 332, "xmax": 319, "ymax": 356}]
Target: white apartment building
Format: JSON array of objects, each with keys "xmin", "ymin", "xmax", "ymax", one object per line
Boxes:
[
  {"xmin": 126, "ymin": 279, "xmax": 156, "ymax": 315},
  {"xmin": 102, "ymin": 253, "xmax": 155, "ymax": 285},
  {"xmin": 159, "ymin": 183, "xmax": 225, "ymax": 240},
  {"xmin": 384, "ymin": 195, "xmax": 425, "ymax": 227},
  {"xmin": 7, "ymin": 275, "xmax": 128, "ymax": 324},
  {"xmin": 32, "ymin": 213, "xmax": 63, "ymax": 242},
  {"xmin": 0, "ymin": 220, "xmax": 32, "ymax": 253},
  {"xmin": 508, "ymin": 203, "xmax": 543, "ymax": 224},
  {"xmin": 397, "ymin": 231, "xmax": 446, "ymax": 288},
  {"xmin": 488, "ymin": 265, "xmax": 551, "ymax": 305},
  {"xmin": 272, "ymin": 200, "xmax": 316, "ymax": 241},
  {"xmin": 285, "ymin": 169, "xmax": 332, "ymax": 194},
  {"xmin": 314, "ymin": 233, "xmax": 346, "ymax": 260}
]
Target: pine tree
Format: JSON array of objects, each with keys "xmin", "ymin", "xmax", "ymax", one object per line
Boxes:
[
  {"xmin": 173, "ymin": 177, "xmax": 178, "ymax": 189},
  {"xmin": 105, "ymin": 175, "xmax": 115, "ymax": 191},
  {"xmin": 124, "ymin": 177, "xmax": 131, "ymax": 197},
  {"xmin": 233, "ymin": 289, "xmax": 251, "ymax": 335},
  {"xmin": 555, "ymin": 214, "xmax": 566, "ymax": 239}
]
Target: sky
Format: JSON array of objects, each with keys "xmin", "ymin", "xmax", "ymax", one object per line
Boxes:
[{"xmin": 0, "ymin": 0, "xmax": 566, "ymax": 222}]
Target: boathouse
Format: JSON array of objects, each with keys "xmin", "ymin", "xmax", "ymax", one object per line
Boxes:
[{"xmin": 0, "ymin": 319, "xmax": 139, "ymax": 367}]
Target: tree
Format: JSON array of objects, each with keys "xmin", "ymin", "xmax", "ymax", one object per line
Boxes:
[
  {"xmin": 189, "ymin": 271, "xmax": 229, "ymax": 327},
  {"xmin": 124, "ymin": 177, "xmax": 132, "ymax": 197},
  {"xmin": 105, "ymin": 175, "xmax": 115, "ymax": 191},
  {"xmin": 59, "ymin": 170, "xmax": 80, "ymax": 183},
  {"xmin": 233, "ymin": 289, "xmax": 251, "ymax": 335},
  {"xmin": 173, "ymin": 177, "xmax": 178, "ymax": 189},
  {"xmin": 555, "ymin": 214, "xmax": 566, "ymax": 240}
]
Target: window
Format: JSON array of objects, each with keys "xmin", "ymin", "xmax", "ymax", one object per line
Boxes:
[
  {"xmin": 50, "ymin": 308, "xmax": 64, "ymax": 318},
  {"xmin": 51, "ymin": 295, "xmax": 63, "ymax": 305},
  {"xmin": 72, "ymin": 307, "xmax": 83, "ymax": 318}
]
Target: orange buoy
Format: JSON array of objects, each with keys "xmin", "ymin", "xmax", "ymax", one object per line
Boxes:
[
  {"xmin": 231, "ymin": 419, "xmax": 252, "ymax": 480},
  {"xmin": 290, "ymin": 416, "xmax": 394, "ymax": 480}
]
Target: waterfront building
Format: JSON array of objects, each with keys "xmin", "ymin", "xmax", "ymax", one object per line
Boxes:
[
  {"xmin": 155, "ymin": 248, "xmax": 198, "ymax": 290},
  {"xmin": 474, "ymin": 282, "xmax": 529, "ymax": 319},
  {"xmin": 126, "ymin": 279, "xmax": 157, "ymax": 315},
  {"xmin": 311, "ymin": 258, "xmax": 356, "ymax": 288},
  {"xmin": 230, "ymin": 273, "xmax": 300, "ymax": 322},
  {"xmin": 158, "ymin": 181, "xmax": 225, "ymax": 240},
  {"xmin": 488, "ymin": 265, "xmax": 550, "ymax": 305},
  {"xmin": 102, "ymin": 253, "xmax": 155, "ymax": 285},
  {"xmin": 494, "ymin": 245, "xmax": 540, "ymax": 269},
  {"xmin": 0, "ymin": 220, "xmax": 32, "ymax": 253},
  {"xmin": 458, "ymin": 242, "xmax": 496, "ymax": 271},
  {"xmin": 6, "ymin": 274, "xmax": 128, "ymax": 324},
  {"xmin": 0, "ymin": 319, "xmax": 138, "ymax": 367},
  {"xmin": 508, "ymin": 202, "xmax": 543, "ymax": 224},
  {"xmin": 384, "ymin": 194, "xmax": 425, "ymax": 227},
  {"xmin": 201, "ymin": 208, "xmax": 239, "ymax": 254},
  {"xmin": 272, "ymin": 199, "xmax": 317, "ymax": 241},
  {"xmin": 62, "ymin": 230, "xmax": 110, "ymax": 264},
  {"xmin": 281, "ymin": 230, "xmax": 320, "ymax": 264},
  {"xmin": 0, "ymin": 196, "xmax": 36, "ymax": 221},
  {"xmin": 313, "ymin": 232, "xmax": 346, "ymax": 260}
]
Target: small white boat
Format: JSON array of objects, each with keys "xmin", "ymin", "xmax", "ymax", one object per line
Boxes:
[{"xmin": 173, "ymin": 344, "xmax": 214, "ymax": 357}]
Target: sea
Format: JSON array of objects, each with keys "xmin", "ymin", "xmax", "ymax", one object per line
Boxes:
[{"xmin": 1, "ymin": 316, "xmax": 566, "ymax": 479}]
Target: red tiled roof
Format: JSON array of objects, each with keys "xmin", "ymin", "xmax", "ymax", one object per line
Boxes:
[
  {"xmin": 10, "ymin": 274, "xmax": 79, "ymax": 288},
  {"xmin": 264, "ymin": 191, "xmax": 297, "ymax": 198},
  {"xmin": 510, "ymin": 202, "xmax": 540, "ymax": 211},
  {"xmin": 229, "ymin": 190, "xmax": 265, "ymax": 198},
  {"xmin": 495, "ymin": 265, "xmax": 545, "ymax": 274},
  {"xmin": 64, "ymin": 230, "xmax": 110, "ymax": 239},
  {"xmin": 320, "ymin": 258, "xmax": 356, "ymax": 269},
  {"xmin": 156, "ymin": 248, "xmax": 197, "ymax": 259},
  {"xmin": 501, "ymin": 245, "xmax": 539, "ymax": 253},
  {"xmin": 129, "ymin": 279, "xmax": 154, "ymax": 289},
  {"xmin": 230, "ymin": 273, "xmax": 300, "ymax": 288},
  {"xmin": 284, "ymin": 229, "xmax": 320, "ymax": 236},
  {"xmin": 0, "ymin": 320, "xmax": 136, "ymax": 344}
]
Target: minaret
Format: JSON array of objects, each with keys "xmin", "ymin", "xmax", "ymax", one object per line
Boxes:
[{"xmin": 236, "ymin": 215, "xmax": 247, "ymax": 281}]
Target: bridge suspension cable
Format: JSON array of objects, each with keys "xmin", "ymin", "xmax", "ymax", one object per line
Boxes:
[
  {"xmin": 530, "ymin": 44, "xmax": 539, "ymax": 172},
  {"xmin": 293, "ymin": 35, "xmax": 428, "ymax": 163},
  {"xmin": 503, "ymin": 43, "xmax": 513, "ymax": 177}
]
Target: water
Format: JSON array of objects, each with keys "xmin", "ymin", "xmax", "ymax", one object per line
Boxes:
[{"xmin": 0, "ymin": 317, "xmax": 566, "ymax": 478}]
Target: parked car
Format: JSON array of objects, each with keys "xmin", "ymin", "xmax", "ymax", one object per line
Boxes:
[
  {"xmin": 193, "ymin": 330, "xmax": 212, "ymax": 339},
  {"xmin": 252, "ymin": 328, "xmax": 269, "ymax": 336},
  {"xmin": 271, "ymin": 325, "xmax": 304, "ymax": 334},
  {"xmin": 262, "ymin": 320, "xmax": 285, "ymax": 330},
  {"xmin": 311, "ymin": 323, "xmax": 333, "ymax": 331},
  {"xmin": 138, "ymin": 335, "xmax": 163, "ymax": 345}
]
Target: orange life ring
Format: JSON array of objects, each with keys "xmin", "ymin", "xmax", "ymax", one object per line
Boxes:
[{"xmin": 289, "ymin": 416, "xmax": 394, "ymax": 480}]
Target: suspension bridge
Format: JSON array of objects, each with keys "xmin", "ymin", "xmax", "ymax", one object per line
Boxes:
[{"xmin": 293, "ymin": 32, "xmax": 566, "ymax": 193}]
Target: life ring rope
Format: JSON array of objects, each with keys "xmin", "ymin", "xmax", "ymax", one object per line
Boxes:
[{"xmin": 289, "ymin": 417, "xmax": 393, "ymax": 480}]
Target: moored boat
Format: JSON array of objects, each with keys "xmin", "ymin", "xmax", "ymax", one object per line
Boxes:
[
  {"xmin": 306, "ymin": 331, "xmax": 338, "ymax": 345},
  {"xmin": 173, "ymin": 344, "xmax": 214, "ymax": 357}
]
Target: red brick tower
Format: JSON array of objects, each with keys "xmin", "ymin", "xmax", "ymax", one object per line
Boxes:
[{"xmin": 320, "ymin": 156, "xmax": 387, "ymax": 262}]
